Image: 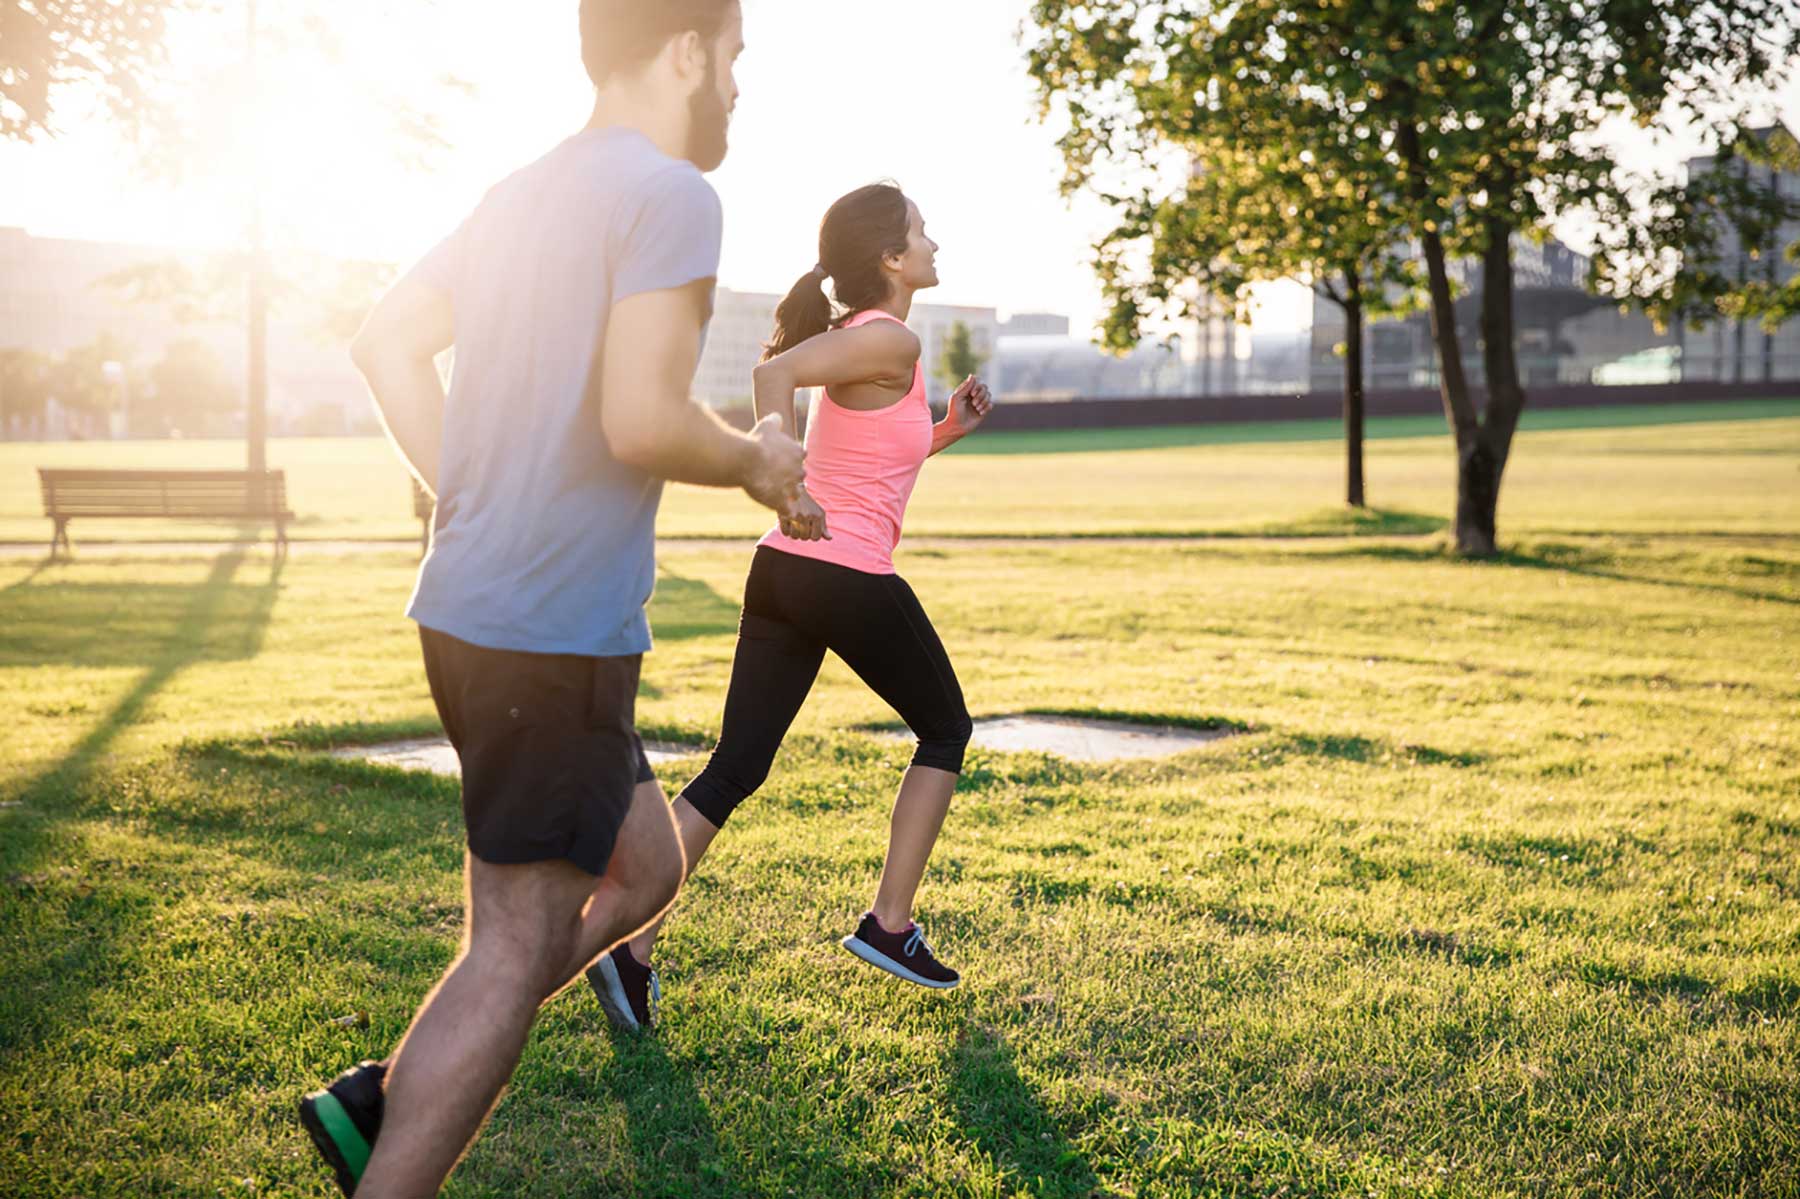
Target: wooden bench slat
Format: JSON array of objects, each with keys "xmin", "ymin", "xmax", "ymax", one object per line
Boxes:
[{"xmin": 38, "ymin": 467, "xmax": 294, "ymax": 557}]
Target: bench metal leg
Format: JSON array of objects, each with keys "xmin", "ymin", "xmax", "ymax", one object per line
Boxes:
[
  {"xmin": 49, "ymin": 517, "xmax": 70, "ymax": 560},
  {"xmin": 274, "ymin": 518, "xmax": 289, "ymax": 561}
]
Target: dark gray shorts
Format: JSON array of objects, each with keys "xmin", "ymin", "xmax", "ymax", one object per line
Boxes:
[{"xmin": 419, "ymin": 626, "xmax": 655, "ymax": 876}]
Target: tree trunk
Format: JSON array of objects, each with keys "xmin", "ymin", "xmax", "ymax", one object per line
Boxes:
[
  {"xmin": 1342, "ymin": 270, "xmax": 1367, "ymax": 508},
  {"xmin": 1396, "ymin": 123, "xmax": 1476, "ymax": 438},
  {"xmin": 1396, "ymin": 122, "xmax": 1485, "ymax": 552},
  {"xmin": 1460, "ymin": 215, "xmax": 1529, "ymax": 559},
  {"xmin": 1764, "ymin": 247, "xmax": 1777, "ymax": 382},
  {"xmin": 1733, "ymin": 251, "xmax": 1748, "ymax": 383}
]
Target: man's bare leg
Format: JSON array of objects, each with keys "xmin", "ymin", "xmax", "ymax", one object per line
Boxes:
[
  {"xmin": 549, "ymin": 778, "xmax": 687, "ymax": 992},
  {"xmin": 357, "ymin": 784, "xmax": 682, "ymax": 1198},
  {"xmin": 353, "ymin": 855, "xmax": 594, "ymax": 1197},
  {"xmin": 626, "ymin": 794, "xmax": 722, "ymax": 964}
]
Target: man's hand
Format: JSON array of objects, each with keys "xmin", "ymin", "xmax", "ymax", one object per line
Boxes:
[
  {"xmin": 742, "ymin": 413, "xmax": 806, "ymax": 512},
  {"xmin": 778, "ymin": 487, "xmax": 831, "ymax": 541}
]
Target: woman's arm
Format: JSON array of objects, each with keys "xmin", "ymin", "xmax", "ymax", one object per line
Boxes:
[
  {"xmin": 753, "ymin": 320, "xmax": 923, "ymax": 541},
  {"xmin": 929, "ymin": 376, "xmax": 995, "ymax": 456},
  {"xmin": 751, "ymin": 320, "xmax": 920, "ymax": 435}
]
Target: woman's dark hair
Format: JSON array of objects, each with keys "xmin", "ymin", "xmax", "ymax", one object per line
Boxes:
[
  {"xmin": 763, "ymin": 183, "xmax": 911, "ymax": 361},
  {"xmin": 580, "ymin": 0, "xmax": 737, "ymax": 87}
]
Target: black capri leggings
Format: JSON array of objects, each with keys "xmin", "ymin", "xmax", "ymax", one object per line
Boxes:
[{"xmin": 682, "ymin": 546, "xmax": 973, "ymax": 829}]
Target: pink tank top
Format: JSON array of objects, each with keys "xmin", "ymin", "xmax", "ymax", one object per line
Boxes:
[{"xmin": 758, "ymin": 309, "xmax": 932, "ymax": 575}]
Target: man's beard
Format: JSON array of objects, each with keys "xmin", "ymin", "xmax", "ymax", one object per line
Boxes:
[{"xmin": 686, "ymin": 75, "xmax": 730, "ymax": 171}]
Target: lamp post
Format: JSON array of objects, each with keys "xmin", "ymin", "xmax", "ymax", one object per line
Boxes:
[
  {"xmin": 102, "ymin": 360, "xmax": 127, "ymax": 439},
  {"xmin": 245, "ymin": 0, "xmax": 269, "ymax": 478}
]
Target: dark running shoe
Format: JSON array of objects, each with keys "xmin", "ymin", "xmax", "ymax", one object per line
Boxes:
[
  {"xmin": 299, "ymin": 1059, "xmax": 386, "ymax": 1197},
  {"xmin": 841, "ymin": 913, "xmax": 961, "ymax": 989},
  {"xmin": 587, "ymin": 943, "xmax": 660, "ymax": 1031}
]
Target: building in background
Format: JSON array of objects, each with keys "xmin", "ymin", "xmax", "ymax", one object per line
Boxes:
[
  {"xmin": 692, "ymin": 288, "xmax": 1001, "ymax": 410},
  {"xmin": 1, "ymin": 232, "xmax": 1009, "ymax": 439},
  {"xmin": 691, "ymin": 287, "xmax": 779, "ymax": 411},
  {"xmin": 995, "ymin": 307, "xmax": 1245, "ymax": 401},
  {"xmin": 1679, "ymin": 123, "xmax": 1800, "ymax": 382},
  {"xmin": 996, "ymin": 334, "xmax": 1191, "ymax": 400},
  {"xmin": 1240, "ymin": 330, "xmax": 1312, "ymax": 395},
  {"xmin": 1308, "ymin": 234, "xmax": 1675, "ymax": 392},
  {"xmin": 0, "ymin": 226, "xmax": 373, "ymax": 439},
  {"xmin": 1000, "ymin": 312, "xmax": 1071, "ymax": 338}
]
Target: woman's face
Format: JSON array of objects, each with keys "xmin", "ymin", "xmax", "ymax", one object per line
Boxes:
[{"xmin": 888, "ymin": 200, "xmax": 940, "ymax": 291}]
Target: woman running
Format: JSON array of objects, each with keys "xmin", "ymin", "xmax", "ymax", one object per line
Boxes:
[{"xmin": 587, "ymin": 182, "xmax": 993, "ymax": 1027}]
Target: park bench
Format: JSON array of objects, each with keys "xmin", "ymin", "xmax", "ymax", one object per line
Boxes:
[{"xmin": 38, "ymin": 468, "xmax": 294, "ymax": 559}]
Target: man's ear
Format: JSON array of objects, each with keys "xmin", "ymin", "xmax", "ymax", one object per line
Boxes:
[{"xmin": 669, "ymin": 28, "xmax": 709, "ymax": 86}]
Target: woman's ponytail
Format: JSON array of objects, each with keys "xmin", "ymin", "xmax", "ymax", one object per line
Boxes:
[
  {"xmin": 763, "ymin": 267, "xmax": 833, "ymax": 361},
  {"xmin": 762, "ymin": 183, "xmax": 910, "ymax": 362}
]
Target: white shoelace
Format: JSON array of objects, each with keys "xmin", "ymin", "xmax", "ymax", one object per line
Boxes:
[{"xmin": 903, "ymin": 926, "xmax": 930, "ymax": 958}]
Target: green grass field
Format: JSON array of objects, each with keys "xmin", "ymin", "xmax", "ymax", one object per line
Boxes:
[
  {"xmin": 1, "ymin": 409, "xmax": 1797, "ymax": 1197},
  {"xmin": 5, "ymin": 398, "xmax": 1798, "ymax": 546}
]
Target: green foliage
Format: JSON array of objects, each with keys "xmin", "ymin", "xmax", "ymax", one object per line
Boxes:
[
  {"xmin": 0, "ymin": 349, "xmax": 53, "ymax": 434},
  {"xmin": 1024, "ymin": 1, "xmax": 1424, "ymax": 348},
  {"xmin": 0, "ymin": 0, "xmax": 182, "ymax": 141},
  {"xmin": 1025, "ymin": 0, "xmax": 1798, "ymax": 334},
  {"xmin": 1592, "ymin": 126, "xmax": 1800, "ymax": 333},
  {"xmin": 141, "ymin": 338, "xmax": 236, "ymax": 437},
  {"xmin": 46, "ymin": 333, "xmax": 134, "ymax": 417},
  {"xmin": 1024, "ymin": 0, "xmax": 1800, "ymax": 551},
  {"xmin": 98, "ymin": 251, "xmax": 397, "ymax": 350}
]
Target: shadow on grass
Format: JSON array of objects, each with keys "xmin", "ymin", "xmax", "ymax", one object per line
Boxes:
[
  {"xmin": 1016, "ymin": 707, "xmax": 1252, "ymax": 735},
  {"xmin": 1250, "ymin": 507, "xmax": 1448, "ymax": 539},
  {"xmin": 1, "ymin": 549, "xmax": 282, "ymax": 1058},
  {"xmin": 13, "ymin": 548, "xmax": 281, "ymax": 793},
  {"xmin": 1, "ymin": 558, "xmax": 55, "ymax": 594},
  {"xmin": 1499, "ymin": 542, "xmax": 1799, "ymax": 607},
  {"xmin": 1307, "ymin": 537, "xmax": 1799, "ymax": 605},
  {"xmin": 1257, "ymin": 731, "xmax": 1486, "ymax": 769},
  {"xmin": 605, "ymin": 1034, "xmax": 737, "ymax": 1198},
  {"xmin": 1575, "ymin": 956, "xmax": 1800, "ymax": 1019},
  {"xmin": 948, "ymin": 1023, "xmax": 1097, "ymax": 1198},
  {"xmin": 650, "ymin": 569, "xmax": 740, "ymax": 641},
  {"xmin": 0, "ymin": 550, "xmax": 284, "ymax": 668}
]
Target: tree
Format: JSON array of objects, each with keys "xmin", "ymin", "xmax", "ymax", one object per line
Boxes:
[
  {"xmin": 1353, "ymin": 1, "xmax": 1794, "ymax": 555},
  {"xmin": 1030, "ymin": 25, "xmax": 1419, "ymax": 509},
  {"xmin": 11, "ymin": 2, "xmax": 468, "ymax": 463},
  {"xmin": 1592, "ymin": 126, "xmax": 1800, "ymax": 369},
  {"xmin": 144, "ymin": 337, "xmax": 236, "ymax": 437},
  {"xmin": 0, "ymin": 348, "xmax": 52, "ymax": 438},
  {"xmin": 0, "ymin": 0, "xmax": 185, "ymax": 141},
  {"xmin": 1025, "ymin": 0, "xmax": 1799, "ymax": 556},
  {"xmin": 47, "ymin": 333, "xmax": 133, "ymax": 435},
  {"xmin": 936, "ymin": 320, "xmax": 989, "ymax": 394}
]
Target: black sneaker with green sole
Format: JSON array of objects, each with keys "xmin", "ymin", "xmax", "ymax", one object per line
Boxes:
[{"xmin": 299, "ymin": 1060, "xmax": 386, "ymax": 1196}]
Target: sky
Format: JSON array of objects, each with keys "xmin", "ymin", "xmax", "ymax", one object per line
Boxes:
[{"xmin": 2, "ymin": 1, "xmax": 1797, "ymax": 338}]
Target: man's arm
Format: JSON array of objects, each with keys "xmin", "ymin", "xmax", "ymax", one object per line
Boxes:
[
  {"xmin": 601, "ymin": 279, "xmax": 804, "ymax": 509},
  {"xmin": 350, "ymin": 277, "xmax": 454, "ymax": 496}
]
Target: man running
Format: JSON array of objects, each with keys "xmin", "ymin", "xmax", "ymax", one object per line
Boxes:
[{"xmin": 300, "ymin": 3, "xmax": 798, "ymax": 1195}]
